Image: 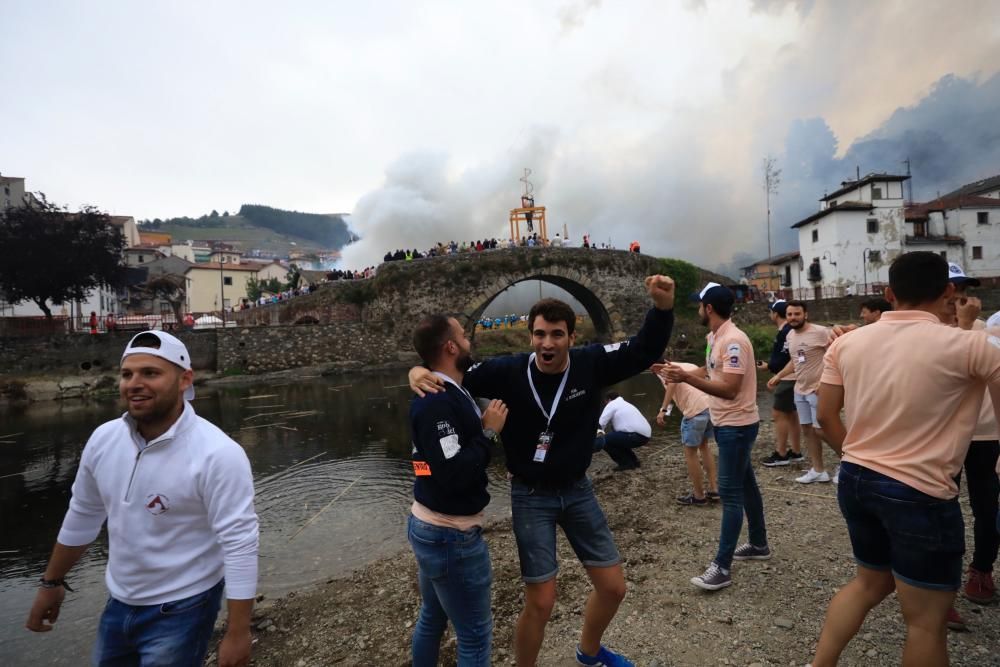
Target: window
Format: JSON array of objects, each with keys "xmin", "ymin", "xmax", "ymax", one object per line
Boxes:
[
  {"xmin": 872, "ymin": 186, "xmax": 883, "ymax": 200},
  {"xmin": 138, "ymin": 255, "xmax": 144, "ymax": 263},
  {"xmin": 783, "ymin": 265, "xmax": 792, "ymax": 287},
  {"xmin": 867, "ymin": 218, "xmax": 878, "ymax": 234},
  {"xmin": 812, "ymin": 229, "xmax": 819, "ymax": 243},
  {"xmin": 913, "ymin": 221, "xmax": 927, "ymax": 237},
  {"xmin": 3, "ymin": 186, "xmax": 9, "ymax": 195},
  {"xmin": 978, "ymin": 211, "xmax": 989, "ymax": 225},
  {"xmin": 223, "ymin": 276, "xmax": 233, "ymax": 286},
  {"xmin": 867, "ymin": 250, "xmax": 881, "ymax": 263},
  {"xmin": 973, "ymin": 246, "xmax": 983, "ymax": 260}
]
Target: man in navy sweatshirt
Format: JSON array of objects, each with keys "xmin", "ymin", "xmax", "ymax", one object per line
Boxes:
[
  {"xmin": 408, "ymin": 314, "xmax": 509, "ymax": 666},
  {"xmin": 411, "ymin": 275, "xmax": 675, "ymax": 667}
]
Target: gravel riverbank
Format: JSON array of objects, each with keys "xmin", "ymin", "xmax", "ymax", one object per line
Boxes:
[{"xmin": 241, "ymin": 420, "xmax": 1000, "ymax": 667}]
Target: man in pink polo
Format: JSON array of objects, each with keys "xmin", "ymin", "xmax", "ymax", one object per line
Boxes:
[
  {"xmin": 767, "ymin": 300, "xmax": 834, "ymax": 484},
  {"xmin": 660, "ymin": 283, "xmax": 767, "ymax": 592},
  {"xmin": 656, "ymin": 361, "xmax": 719, "ymax": 506},
  {"xmin": 811, "ymin": 251, "xmax": 1000, "ymax": 667}
]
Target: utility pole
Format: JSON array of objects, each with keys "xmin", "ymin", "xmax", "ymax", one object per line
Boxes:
[
  {"xmin": 902, "ymin": 158, "xmax": 913, "ymax": 204},
  {"xmin": 763, "ymin": 156, "xmax": 781, "ymax": 261}
]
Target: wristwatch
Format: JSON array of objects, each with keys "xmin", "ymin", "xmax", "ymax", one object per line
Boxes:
[{"xmin": 483, "ymin": 428, "xmax": 497, "ymax": 440}]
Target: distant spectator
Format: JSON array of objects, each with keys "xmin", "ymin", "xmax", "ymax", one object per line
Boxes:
[
  {"xmin": 551, "ymin": 234, "xmax": 563, "ymax": 247},
  {"xmin": 105, "ymin": 313, "xmax": 116, "ymax": 333},
  {"xmin": 860, "ymin": 298, "xmax": 893, "ymax": 324},
  {"xmin": 89, "ymin": 311, "xmax": 99, "ymax": 335}
]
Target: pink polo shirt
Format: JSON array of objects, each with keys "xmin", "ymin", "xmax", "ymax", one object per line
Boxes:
[
  {"xmin": 821, "ymin": 310, "xmax": 1000, "ymax": 499},
  {"xmin": 971, "ymin": 320, "xmax": 999, "ymax": 442},
  {"xmin": 706, "ymin": 319, "xmax": 759, "ymax": 427},
  {"xmin": 659, "ymin": 362, "xmax": 711, "ymax": 419},
  {"xmin": 787, "ymin": 323, "xmax": 832, "ymax": 395}
]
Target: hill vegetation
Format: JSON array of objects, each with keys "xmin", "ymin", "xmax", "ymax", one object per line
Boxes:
[{"xmin": 138, "ymin": 205, "xmax": 356, "ymax": 250}]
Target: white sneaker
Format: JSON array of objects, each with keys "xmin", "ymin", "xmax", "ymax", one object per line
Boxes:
[
  {"xmin": 795, "ymin": 468, "xmax": 830, "ymax": 484},
  {"xmin": 832, "ymin": 464, "xmax": 840, "ymax": 485}
]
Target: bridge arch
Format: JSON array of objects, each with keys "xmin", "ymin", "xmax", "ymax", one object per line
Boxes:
[{"xmin": 459, "ymin": 267, "xmax": 622, "ymax": 344}]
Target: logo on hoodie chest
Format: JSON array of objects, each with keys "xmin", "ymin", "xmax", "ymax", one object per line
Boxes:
[
  {"xmin": 145, "ymin": 493, "xmax": 171, "ymax": 516},
  {"xmin": 564, "ymin": 388, "xmax": 587, "ymax": 402}
]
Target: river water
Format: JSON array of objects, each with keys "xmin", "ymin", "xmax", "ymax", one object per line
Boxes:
[{"xmin": 0, "ymin": 369, "xmax": 666, "ymax": 665}]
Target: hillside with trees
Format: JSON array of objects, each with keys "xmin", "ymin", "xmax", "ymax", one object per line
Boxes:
[{"xmin": 139, "ymin": 205, "xmax": 355, "ymax": 252}]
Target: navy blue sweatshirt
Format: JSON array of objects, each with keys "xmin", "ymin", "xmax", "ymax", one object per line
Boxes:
[
  {"xmin": 462, "ymin": 307, "xmax": 673, "ymax": 486},
  {"xmin": 767, "ymin": 323, "xmax": 792, "ymax": 375},
  {"xmin": 410, "ymin": 381, "xmax": 492, "ymax": 516}
]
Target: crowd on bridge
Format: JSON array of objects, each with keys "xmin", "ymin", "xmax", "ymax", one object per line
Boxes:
[{"xmin": 381, "ymin": 234, "xmax": 639, "ymax": 264}]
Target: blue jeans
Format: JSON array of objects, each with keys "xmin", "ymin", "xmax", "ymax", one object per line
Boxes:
[
  {"xmin": 838, "ymin": 461, "xmax": 965, "ymax": 590},
  {"xmin": 593, "ymin": 431, "xmax": 649, "ymax": 468},
  {"xmin": 93, "ymin": 578, "xmax": 224, "ymax": 667},
  {"xmin": 408, "ymin": 515, "xmax": 493, "ymax": 667},
  {"xmin": 713, "ymin": 423, "xmax": 767, "ymax": 569},
  {"xmin": 510, "ymin": 476, "xmax": 621, "ymax": 583}
]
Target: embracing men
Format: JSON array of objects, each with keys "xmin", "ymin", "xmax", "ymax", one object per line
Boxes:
[{"xmin": 411, "ymin": 274, "xmax": 675, "ymax": 667}]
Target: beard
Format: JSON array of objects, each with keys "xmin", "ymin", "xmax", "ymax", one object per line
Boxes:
[
  {"xmin": 456, "ymin": 349, "xmax": 476, "ymax": 372},
  {"xmin": 124, "ymin": 379, "xmax": 184, "ymax": 425},
  {"xmin": 700, "ymin": 313, "xmax": 709, "ymax": 326},
  {"xmin": 788, "ymin": 320, "xmax": 805, "ymax": 329}
]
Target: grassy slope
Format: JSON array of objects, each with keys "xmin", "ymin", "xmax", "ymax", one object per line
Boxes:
[{"xmin": 153, "ymin": 216, "xmax": 328, "ymax": 255}]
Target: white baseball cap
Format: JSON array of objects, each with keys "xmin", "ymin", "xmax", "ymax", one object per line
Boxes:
[
  {"xmin": 948, "ymin": 263, "xmax": 981, "ymax": 287},
  {"xmin": 121, "ymin": 330, "xmax": 195, "ymax": 400}
]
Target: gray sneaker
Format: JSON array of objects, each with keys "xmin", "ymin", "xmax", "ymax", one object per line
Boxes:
[
  {"xmin": 733, "ymin": 543, "xmax": 771, "ymax": 561},
  {"xmin": 691, "ymin": 562, "xmax": 732, "ymax": 591}
]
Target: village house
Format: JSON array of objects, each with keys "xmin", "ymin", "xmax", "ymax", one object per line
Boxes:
[
  {"xmin": 745, "ymin": 172, "xmax": 1000, "ymax": 299},
  {"xmin": 183, "ymin": 262, "xmax": 258, "ymax": 313}
]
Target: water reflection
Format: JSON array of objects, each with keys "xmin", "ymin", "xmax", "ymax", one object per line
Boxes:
[{"xmin": 0, "ymin": 369, "xmax": 667, "ymax": 665}]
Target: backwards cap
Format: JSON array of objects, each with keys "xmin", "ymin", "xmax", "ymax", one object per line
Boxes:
[{"xmin": 121, "ymin": 330, "xmax": 195, "ymax": 400}]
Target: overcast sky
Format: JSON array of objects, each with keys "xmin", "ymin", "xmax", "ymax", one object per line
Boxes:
[{"xmin": 3, "ymin": 0, "xmax": 999, "ymax": 269}]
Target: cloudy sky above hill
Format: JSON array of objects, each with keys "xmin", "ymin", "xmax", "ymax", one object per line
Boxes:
[{"xmin": 2, "ymin": 0, "xmax": 999, "ymax": 270}]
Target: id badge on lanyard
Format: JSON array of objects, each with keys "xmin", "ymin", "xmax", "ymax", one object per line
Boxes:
[
  {"xmin": 527, "ymin": 353, "xmax": 570, "ymax": 464},
  {"xmin": 533, "ymin": 430, "xmax": 554, "ymax": 462}
]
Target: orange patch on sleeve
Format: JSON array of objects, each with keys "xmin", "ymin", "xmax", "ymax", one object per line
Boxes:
[{"xmin": 412, "ymin": 461, "xmax": 432, "ymax": 476}]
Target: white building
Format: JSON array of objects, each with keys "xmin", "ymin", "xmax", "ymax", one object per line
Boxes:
[
  {"xmin": 779, "ymin": 172, "xmax": 1000, "ymax": 298},
  {"xmin": 790, "ymin": 173, "xmax": 909, "ymax": 298}
]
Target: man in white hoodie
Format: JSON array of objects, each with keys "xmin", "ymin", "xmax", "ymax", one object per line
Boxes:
[{"xmin": 25, "ymin": 331, "xmax": 259, "ymax": 667}]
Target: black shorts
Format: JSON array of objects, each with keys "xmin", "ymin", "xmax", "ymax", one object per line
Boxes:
[{"xmin": 773, "ymin": 380, "xmax": 796, "ymax": 413}]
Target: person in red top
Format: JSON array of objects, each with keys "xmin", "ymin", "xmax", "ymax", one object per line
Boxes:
[
  {"xmin": 89, "ymin": 311, "xmax": 99, "ymax": 335},
  {"xmin": 105, "ymin": 313, "xmax": 116, "ymax": 333}
]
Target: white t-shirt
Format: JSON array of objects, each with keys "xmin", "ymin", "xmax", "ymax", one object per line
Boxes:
[{"xmin": 598, "ymin": 397, "xmax": 652, "ymax": 438}]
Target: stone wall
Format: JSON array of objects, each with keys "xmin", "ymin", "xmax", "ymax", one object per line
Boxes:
[
  {"xmin": 217, "ymin": 323, "xmax": 410, "ymax": 374},
  {"xmin": 0, "ymin": 330, "xmax": 218, "ymax": 375}
]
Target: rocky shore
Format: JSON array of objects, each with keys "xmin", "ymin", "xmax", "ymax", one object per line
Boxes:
[{"xmin": 238, "ymin": 421, "xmax": 1000, "ymax": 667}]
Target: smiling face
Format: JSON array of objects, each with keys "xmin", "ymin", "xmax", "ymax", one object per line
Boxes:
[
  {"xmin": 531, "ymin": 315, "xmax": 575, "ymax": 373},
  {"xmin": 785, "ymin": 305, "xmax": 807, "ymax": 329},
  {"xmin": 119, "ymin": 353, "xmax": 192, "ymax": 438}
]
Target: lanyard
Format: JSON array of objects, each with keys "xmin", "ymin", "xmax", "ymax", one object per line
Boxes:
[
  {"xmin": 526, "ymin": 353, "xmax": 571, "ymax": 427},
  {"xmin": 433, "ymin": 371, "xmax": 482, "ymax": 419}
]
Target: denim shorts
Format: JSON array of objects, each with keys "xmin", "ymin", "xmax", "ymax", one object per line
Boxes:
[
  {"xmin": 680, "ymin": 409, "xmax": 713, "ymax": 447},
  {"xmin": 794, "ymin": 390, "xmax": 818, "ymax": 425},
  {"xmin": 837, "ymin": 461, "xmax": 965, "ymax": 591},
  {"xmin": 773, "ymin": 380, "xmax": 796, "ymax": 413},
  {"xmin": 510, "ymin": 475, "xmax": 621, "ymax": 583}
]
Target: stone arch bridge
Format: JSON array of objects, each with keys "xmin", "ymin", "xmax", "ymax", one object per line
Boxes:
[
  {"xmin": 222, "ymin": 248, "xmax": 719, "ymax": 373},
  {"xmin": 236, "ymin": 247, "xmax": 665, "ymax": 344}
]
